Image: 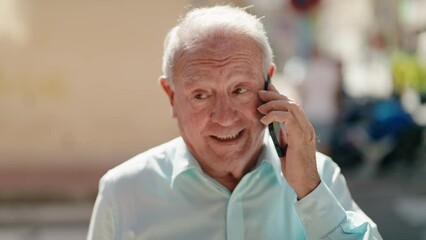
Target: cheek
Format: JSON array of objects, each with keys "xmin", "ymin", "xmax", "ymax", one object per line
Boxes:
[
  {"xmin": 242, "ymin": 98, "xmax": 263, "ymax": 120},
  {"xmin": 175, "ymin": 104, "xmax": 207, "ymax": 134}
]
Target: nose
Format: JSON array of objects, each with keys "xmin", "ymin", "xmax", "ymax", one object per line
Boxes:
[{"xmin": 210, "ymin": 95, "xmax": 238, "ymax": 126}]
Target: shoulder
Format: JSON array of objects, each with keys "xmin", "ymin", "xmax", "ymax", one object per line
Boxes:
[{"xmin": 100, "ymin": 137, "xmax": 183, "ymax": 186}]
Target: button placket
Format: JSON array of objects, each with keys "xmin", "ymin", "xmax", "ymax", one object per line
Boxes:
[{"xmin": 226, "ymin": 193, "xmax": 245, "ymax": 240}]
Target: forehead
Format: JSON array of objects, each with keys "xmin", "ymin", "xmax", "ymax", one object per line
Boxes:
[{"xmin": 174, "ymin": 36, "xmax": 264, "ymax": 80}]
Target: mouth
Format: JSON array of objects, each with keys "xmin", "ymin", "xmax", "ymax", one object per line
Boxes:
[{"xmin": 211, "ymin": 130, "xmax": 244, "ymax": 142}]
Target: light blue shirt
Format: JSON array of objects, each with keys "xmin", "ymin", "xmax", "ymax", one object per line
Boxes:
[{"xmin": 87, "ymin": 137, "xmax": 382, "ymax": 240}]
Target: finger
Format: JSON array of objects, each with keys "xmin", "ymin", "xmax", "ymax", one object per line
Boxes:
[
  {"xmin": 260, "ymin": 111, "xmax": 296, "ymax": 128},
  {"xmin": 282, "ymin": 101, "xmax": 315, "ymax": 143},
  {"xmin": 258, "ymin": 99, "xmax": 292, "ymax": 114},
  {"xmin": 259, "ymin": 100, "xmax": 315, "ymax": 143},
  {"xmin": 287, "ymin": 101, "xmax": 315, "ymax": 140},
  {"xmin": 258, "ymin": 89, "xmax": 290, "ymax": 102},
  {"xmin": 258, "ymin": 99, "xmax": 304, "ymax": 129},
  {"xmin": 258, "ymin": 83, "xmax": 315, "ymax": 143}
]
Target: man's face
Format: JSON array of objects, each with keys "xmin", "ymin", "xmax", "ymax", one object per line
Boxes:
[{"xmin": 164, "ymin": 36, "xmax": 267, "ymax": 173}]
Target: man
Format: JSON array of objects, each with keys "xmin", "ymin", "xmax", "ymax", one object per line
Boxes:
[{"xmin": 88, "ymin": 5, "xmax": 382, "ymax": 240}]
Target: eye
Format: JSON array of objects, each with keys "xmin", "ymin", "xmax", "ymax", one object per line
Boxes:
[
  {"xmin": 194, "ymin": 93, "xmax": 208, "ymax": 100},
  {"xmin": 234, "ymin": 87, "xmax": 248, "ymax": 94}
]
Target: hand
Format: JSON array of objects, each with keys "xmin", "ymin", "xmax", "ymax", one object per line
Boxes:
[{"xmin": 257, "ymin": 83, "xmax": 320, "ymax": 199}]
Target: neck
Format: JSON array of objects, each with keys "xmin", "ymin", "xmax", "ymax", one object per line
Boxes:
[
  {"xmin": 216, "ymin": 176, "xmax": 241, "ymax": 191},
  {"xmin": 202, "ymin": 157, "xmax": 259, "ymax": 191}
]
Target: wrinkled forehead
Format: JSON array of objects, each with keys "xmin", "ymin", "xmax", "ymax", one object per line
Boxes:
[{"xmin": 173, "ymin": 36, "xmax": 264, "ymax": 78}]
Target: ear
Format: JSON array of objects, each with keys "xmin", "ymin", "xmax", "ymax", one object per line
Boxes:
[
  {"xmin": 268, "ymin": 64, "xmax": 276, "ymax": 78},
  {"xmin": 159, "ymin": 76, "xmax": 177, "ymax": 118}
]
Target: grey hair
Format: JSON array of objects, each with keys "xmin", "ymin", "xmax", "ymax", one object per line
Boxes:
[{"xmin": 161, "ymin": 5, "xmax": 274, "ymax": 87}]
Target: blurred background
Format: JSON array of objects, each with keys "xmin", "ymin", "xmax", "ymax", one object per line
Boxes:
[{"xmin": 0, "ymin": 0, "xmax": 425, "ymax": 239}]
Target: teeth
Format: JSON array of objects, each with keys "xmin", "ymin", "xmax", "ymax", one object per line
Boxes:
[{"xmin": 216, "ymin": 132, "xmax": 239, "ymax": 140}]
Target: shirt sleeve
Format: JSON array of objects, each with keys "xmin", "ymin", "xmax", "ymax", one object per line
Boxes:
[
  {"xmin": 294, "ymin": 156, "xmax": 383, "ymax": 240},
  {"xmin": 87, "ymin": 175, "xmax": 117, "ymax": 240}
]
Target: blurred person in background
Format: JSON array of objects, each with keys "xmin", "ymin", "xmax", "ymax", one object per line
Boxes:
[
  {"xmin": 87, "ymin": 5, "xmax": 382, "ymax": 240},
  {"xmin": 298, "ymin": 45, "xmax": 342, "ymax": 155}
]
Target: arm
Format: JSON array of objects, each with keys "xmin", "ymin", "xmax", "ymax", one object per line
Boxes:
[
  {"xmin": 87, "ymin": 176, "xmax": 116, "ymax": 240},
  {"xmin": 258, "ymin": 83, "xmax": 382, "ymax": 239},
  {"xmin": 294, "ymin": 155, "xmax": 382, "ymax": 239}
]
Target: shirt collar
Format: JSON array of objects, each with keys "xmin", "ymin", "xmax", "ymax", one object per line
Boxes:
[
  {"xmin": 170, "ymin": 137, "xmax": 201, "ymax": 187},
  {"xmin": 256, "ymin": 134, "xmax": 285, "ymax": 184},
  {"xmin": 170, "ymin": 135, "xmax": 284, "ymax": 187}
]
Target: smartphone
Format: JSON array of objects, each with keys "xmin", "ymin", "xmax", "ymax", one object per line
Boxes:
[{"xmin": 264, "ymin": 74, "xmax": 287, "ymax": 157}]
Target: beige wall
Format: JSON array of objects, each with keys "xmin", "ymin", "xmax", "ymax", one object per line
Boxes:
[
  {"xmin": 0, "ymin": 1, "xmax": 189, "ymax": 168},
  {"xmin": 0, "ymin": 0, "xmax": 248, "ymax": 197}
]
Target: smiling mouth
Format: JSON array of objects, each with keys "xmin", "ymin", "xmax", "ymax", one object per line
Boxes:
[{"xmin": 212, "ymin": 130, "xmax": 243, "ymax": 141}]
